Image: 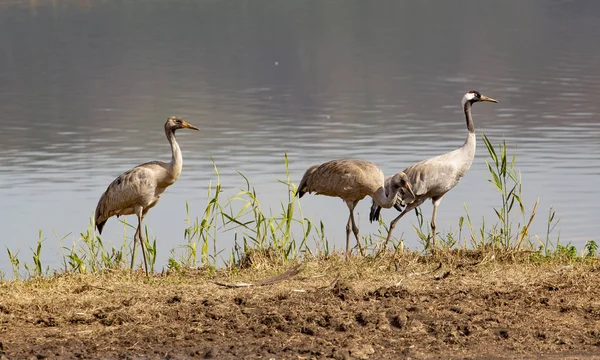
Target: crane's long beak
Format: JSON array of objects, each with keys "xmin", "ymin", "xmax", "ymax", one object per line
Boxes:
[
  {"xmin": 404, "ymin": 181, "xmax": 416, "ymax": 199},
  {"xmin": 182, "ymin": 121, "xmax": 200, "ymax": 131},
  {"xmin": 480, "ymin": 95, "xmax": 498, "ymax": 103}
]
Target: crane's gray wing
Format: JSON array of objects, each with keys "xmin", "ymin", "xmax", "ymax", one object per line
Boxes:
[
  {"xmin": 94, "ymin": 163, "xmax": 162, "ymax": 233},
  {"xmin": 404, "ymin": 158, "xmax": 461, "ymax": 198}
]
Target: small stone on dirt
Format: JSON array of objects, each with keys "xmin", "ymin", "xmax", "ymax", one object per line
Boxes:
[
  {"xmin": 202, "ymin": 347, "xmax": 216, "ymax": 358},
  {"xmin": 388, "ymin": 311, "xmax": 407, "ymax": 329},
  {"xmin": 349, "ymin": 344, "xmax": 375, "ymax": 360},
  {"xmin": 450, "ymin": 305, "xmax": 463, "ymax": 314},
  {"xmin": 167, "ymin": 295, "xmax": 182, "ymax": 304},
  {"xmin": 301, "ymin": 326, "xmax": 316, "ymax": 336}
]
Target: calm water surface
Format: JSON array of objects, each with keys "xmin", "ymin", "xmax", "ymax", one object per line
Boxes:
[{"xmin": 1, "ymin": 0, "xmax": 599, "ymax": 274}]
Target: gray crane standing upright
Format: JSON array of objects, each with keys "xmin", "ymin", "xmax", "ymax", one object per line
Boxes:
[
  {"xmin": 370, "ymin": 90, "xmax": 497, "ymax": 250},
  {"xmin": 94, "ymin": 116, "xmax": 199, "ymax": 276},
  {"xmin": 297, "ymin": 159, "xmax": 414, "ymax": 255}
]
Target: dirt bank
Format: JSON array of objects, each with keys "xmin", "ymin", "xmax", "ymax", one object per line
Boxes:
[{"xmin": 1, "ymin": 254, "xmax": 600, "ymax": 359}]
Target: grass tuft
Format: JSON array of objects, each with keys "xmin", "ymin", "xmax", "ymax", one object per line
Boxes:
[{"xmin": 3, "ymin": 139, "xmax": 595, "ymax": 280}]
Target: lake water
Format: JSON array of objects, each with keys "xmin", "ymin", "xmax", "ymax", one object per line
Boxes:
[{"xmin": 1, "ymin": 0, "xmax": 599, "ymax": 274}]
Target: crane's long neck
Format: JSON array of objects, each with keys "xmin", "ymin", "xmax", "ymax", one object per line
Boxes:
[
  {"xmin": 464, "ymin": 100, "xmax": 475, "ymax": 134},
  {"xmin": 166, "ymin": 127, "xmax": 183, "ymax": 181},
  {"xmin": 462, "ymin": 100, "xmax": 476, "ymax": 162}
]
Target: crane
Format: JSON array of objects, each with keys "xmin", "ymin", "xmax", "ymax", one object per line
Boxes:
[
  {"xmin": 370, "ymin": 90, "xmax": 497, "ymax": 251},
  {"xmin": 297, "ymin": 159, "xmax": 414, "ymax": 255},
  {"xmin": 94, "ymin": 116, "xmax": 199, "ymax": 275}
]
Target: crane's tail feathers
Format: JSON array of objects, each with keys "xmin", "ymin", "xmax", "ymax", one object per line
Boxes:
[
  {"xmin": 296, "ymin": 164, "xmax": 319, "ymax": 199},
  {"xmin": 369, "ymin": 200, "xmax": 382, "ymax": 223},
  {"xmin": 96, "ymin": 219, "xmax": 107, "ymax": 235}
]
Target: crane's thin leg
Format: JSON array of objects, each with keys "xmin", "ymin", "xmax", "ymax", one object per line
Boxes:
[
  {"xmin": 345, "ymin": 214, "xmax": 352, "ymax": 256},
  {"xmin": 383, "ymin": 202, "xmax": 419, "ymax": 250},
  {"xmin": 137, "ymin": 213, "xmax": 149, "ymax": 277},
  {"xmin": 130, "ymin": 226, "xmax": 138, "ymax": 273},
  {"xmin": 345, "ymin": 201, "xmax": 363, "ymax": 257},
  {"xmin": 349, "ymin": 200, "xmax": 363, "ymax": 256},
  {"xmin": 430, "ymin": 197, "xmax": 442, "ymax": 252},
  {"xmin": 384, "ymin": 212, "xmax": 408, "ymax": 248}
]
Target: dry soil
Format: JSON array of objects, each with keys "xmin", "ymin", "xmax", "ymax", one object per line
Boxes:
[{"xmin": 1, "ymin": 254, "xmax": 600, "ymax": 359}]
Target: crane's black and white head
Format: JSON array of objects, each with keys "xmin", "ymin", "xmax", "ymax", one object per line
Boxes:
[
  {"xmin": 461, "ymin": 90, "xmax": 498, "ymax": 108},
  {"xmin": 165, "ymin": 116, "xmax": 200, "ymax": 132}
]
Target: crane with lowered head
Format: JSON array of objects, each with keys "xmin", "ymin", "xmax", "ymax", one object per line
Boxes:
[{"xmin": 297, "ymin": 159, "xmax": 414, "ymax": 256}]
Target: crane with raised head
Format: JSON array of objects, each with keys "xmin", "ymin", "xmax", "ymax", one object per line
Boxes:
[
  {"xmin": 94, "ymin": 116, "xmax": 199, "ymax": 275},
  {"xmin": 297, "ymin": 159, "xmax": 414, "ymax": 256},
  {"xmin": 370, "ymin": 90, "xmax": 497, "ymax": 251}
]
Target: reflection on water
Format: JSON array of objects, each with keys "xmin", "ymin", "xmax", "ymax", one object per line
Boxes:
[{"xmin": 1, "ymin": 0, "xmax": 599, "ymax": 273}]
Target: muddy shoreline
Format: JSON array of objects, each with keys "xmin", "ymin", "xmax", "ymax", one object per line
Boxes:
[{"xmin": 1, "ymin": 256, "xmax": 599, "ymax": 359}]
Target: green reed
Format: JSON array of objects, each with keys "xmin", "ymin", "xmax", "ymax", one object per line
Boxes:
[
  {"xmin": 584, "ymin": 240, "xmax": 598, "ymax": 258},
  {"xmin": 6, "ymin": 248, "xmax": 21, "ymax": 280},
  {"xmin": 219, "ymin": 152, "xmax": 318, "ymax": 266},
  {"xmin": 408, "ymin": 134, "xmax": 563, "ymax": 255},
  {"xmin": 483, "ymin": 134, "xmax": 525, "ymax": 247},
  {"xmin": 143, "ymin": 226, "xmax": 157, "ymax": 273},
  {"xmin": 61, "ymin": 217, "xmax": 128, "ymax": 273},
  {"xmin": 170, "ymin": 152, "xmax": 322, "ymax": 270},
  {"xmin": 2, "ymin": 149, "xmax": 595, "ymax": 280},
  {"xmin": 177, "ymin": 157, "xmax": 224, "ymax": 269}
]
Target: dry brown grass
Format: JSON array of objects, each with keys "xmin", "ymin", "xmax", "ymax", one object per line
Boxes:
[{"xmin": 1, "ymin": 250, "xmax": 600, "ymax": 359}]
